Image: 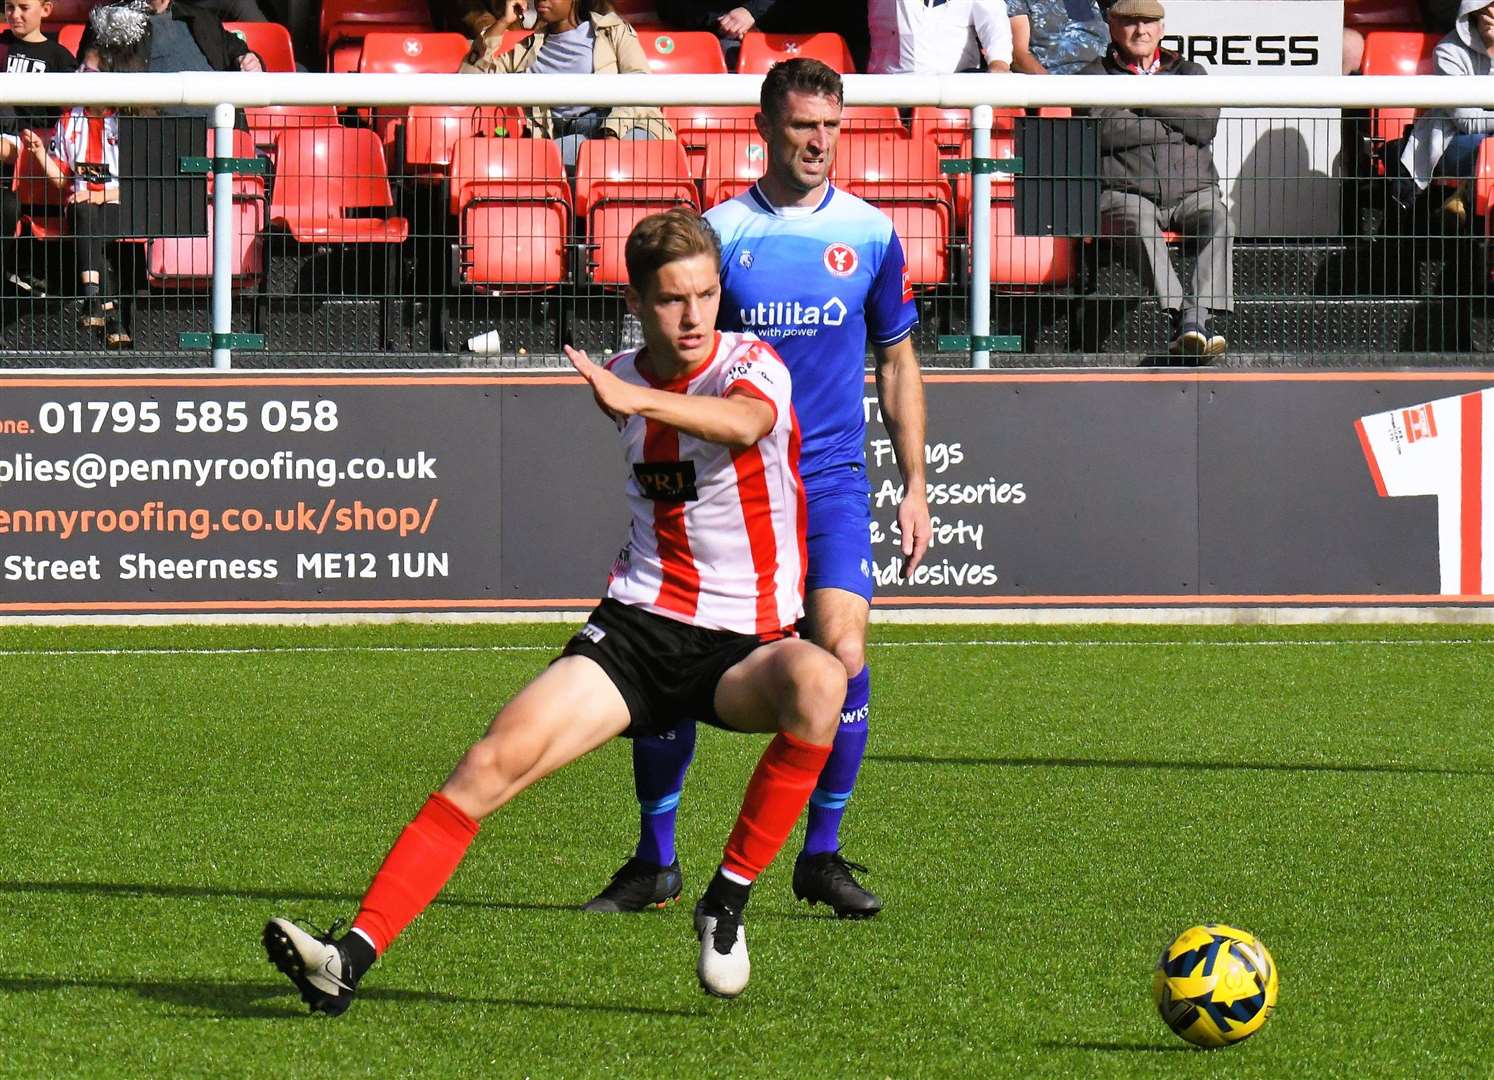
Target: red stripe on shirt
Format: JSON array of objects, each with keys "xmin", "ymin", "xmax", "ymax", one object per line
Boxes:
[
  {"xmin": 789, "ymin": 404, "xmax": 808, "ymax": 605},
  {"xmin": 1354, "ymin": 419, "xmax": 1388, "ymax": 497},
  {"xmin": 642, "ymin": 418, "xmax": 700, "ymax": 618},
  {"xmin": 1461, "ymin": 392, "xmax": 1483, "ymax": 595},
  {"xmin": 731, "ymin": 440, "xmax": 779, "ymax": 636},
  {"xmin": 85, "ymin": 113, "xmax": 105, "ymax": 191}
]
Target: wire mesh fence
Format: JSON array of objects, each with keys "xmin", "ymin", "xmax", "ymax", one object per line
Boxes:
[{"xmin": 2, "ymin": 99, "xmax": 1492, "ymax": 368}]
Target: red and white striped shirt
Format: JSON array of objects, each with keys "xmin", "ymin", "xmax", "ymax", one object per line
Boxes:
[
  {"xmin": 1357, "ymin": 387, "xmax": 1492, "ymax": 596},
  {"xmin": 50, "ymin": 107, "xmax": 119, "ymax": 199},
  {"xmin": 604, "ymin": 330, "xmax": 807, "ymax": 635}
]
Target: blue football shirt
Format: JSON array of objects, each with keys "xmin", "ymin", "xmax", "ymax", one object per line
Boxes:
[{"xmin": 705, "ymin": 183, "xmax": 918, "ymax": 490}]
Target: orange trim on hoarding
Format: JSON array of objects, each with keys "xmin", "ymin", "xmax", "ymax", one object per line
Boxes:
[
  {"xmin": 1353, "ymin": 418, "xmax": 1388, "ymax": 498},
  {"xmin": 0, "ymin": 375, "xmax": 579, "ymax": 388},
  {"xmin": 5, "ymin": 371, "xmax": 1494, "ymax": 390},
  {"xmin": 1462, "ymin": 393, "xmax": 1484, "ymax": 595},
  {"xmin": 910, "ymin": 371, "xmax": 1494, "ymax": 384},
  {"xmin": 0, "ymin": 593, "xmax": 1490, "ymax": 613},
  {"xmin": 870, "ymin": 593, "xmax": 1492, "ymax": 605}
]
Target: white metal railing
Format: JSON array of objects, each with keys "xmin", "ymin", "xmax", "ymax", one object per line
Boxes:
[
  {"xmin": 4, "ymin": 71, "xmax": 1494, "ymax": 109},
  {"xmin": 3, "ymin": 71, "xmax": 1491, "ymax": 367}
]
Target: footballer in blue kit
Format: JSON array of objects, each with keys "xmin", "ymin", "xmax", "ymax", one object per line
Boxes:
[{"xmin": 583, "ymin": 58, "xmax": 933, "ymax": 919}]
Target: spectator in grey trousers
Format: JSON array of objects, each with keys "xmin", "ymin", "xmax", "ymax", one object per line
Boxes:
[{"xmin": 1082, "ymin": 0, "xmax": 1233, "ymax": 357}]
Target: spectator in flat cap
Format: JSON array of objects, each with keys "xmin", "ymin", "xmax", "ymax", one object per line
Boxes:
[{"xmin": 1081, "ymin": 0, "xmax": 1234, "ymax": 357}]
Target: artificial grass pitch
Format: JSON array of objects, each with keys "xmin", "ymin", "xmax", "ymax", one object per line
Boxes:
[{"xmin": 1, "ymin": 622, "xmax": 1490, "ymax": 1077}]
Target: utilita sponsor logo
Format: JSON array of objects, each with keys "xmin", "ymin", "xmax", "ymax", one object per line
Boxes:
[{"xmin": 738, "ymin": 297, "xmax": 847, "ymax": 330}]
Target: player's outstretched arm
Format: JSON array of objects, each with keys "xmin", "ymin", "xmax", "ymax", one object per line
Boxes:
[
  {"xmin": 874, "ymin": 336, "xmax": 932, "ymax": 578},
  {"xmin": 566, "ymin": 346, "xmax": 776, "ymax": 449}
]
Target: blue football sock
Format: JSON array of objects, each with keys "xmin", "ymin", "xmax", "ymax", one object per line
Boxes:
[
  {"xmin": 631, "ymin": 721, "xmax": 697, "ymax": 867},
  {"xmin": 801, "ymin": 665, "xmax": 870, "ymax": 858}
]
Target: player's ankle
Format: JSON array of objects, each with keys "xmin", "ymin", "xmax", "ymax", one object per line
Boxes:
[{"xmin": 703, "ymin": 867, "xmax": 752, "ymax": 912}]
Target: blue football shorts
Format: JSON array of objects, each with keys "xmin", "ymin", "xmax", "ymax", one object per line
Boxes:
[{"xmin": 804, "ymin": 473, "xmax": 874, "ymax": 603}]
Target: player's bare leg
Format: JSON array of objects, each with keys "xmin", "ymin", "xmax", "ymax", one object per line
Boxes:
[
  {"xmin": 690, "ymin": 638, "xmax": 845, "ymax": 997},
  {"xmin": 793, "ymin": 586, "xmax": 882, "ymax": 917},
  {"xmin": 264, "ymin": 657, "xmax": 630, "ymax": 1016}
]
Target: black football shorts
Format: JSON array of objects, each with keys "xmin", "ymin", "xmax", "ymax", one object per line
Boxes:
[{"xmin": 560, "ymin": 598, "xmax": 780, "ymax": 737}]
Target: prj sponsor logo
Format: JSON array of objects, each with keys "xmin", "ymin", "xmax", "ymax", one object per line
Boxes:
[{"xmin": 738, "ymin": 297, "xmax": 847, "ymax": 337}]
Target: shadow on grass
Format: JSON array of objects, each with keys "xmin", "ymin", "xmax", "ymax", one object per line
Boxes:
[
  {"xmin": 1037, "ymin": 1039, "xmax": 1194, "ymax": 1053},
  {"xmin": 0, "ymin": 879, "xmax": 575, "ymax": 914},
  {"xmin": 867, "ymin": 754, "xmax": 1491, "ymax": 778},
  {"xmin": 0, "ymin": 974, "xmax": 700, "ymax": 1021}
]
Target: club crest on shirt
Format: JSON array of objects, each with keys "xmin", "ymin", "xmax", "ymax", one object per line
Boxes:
[
  {"xmin": 823, "ymin": 242, "xmax": 858, "ymax": 277},
  {"xmin": 739, "ymin": 248, "xmax": 754, "ymax": 269}
]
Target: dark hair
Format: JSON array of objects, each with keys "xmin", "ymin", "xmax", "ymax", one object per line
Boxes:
[
  {"xmin": 625, "ymin": 208, "xmax": 721, "ymax": 292},
  {"xmin": 569, "ymin": 0, "xmax": 614, "ymax": 21},
  {"xmin": 759, "ymin": 58, "xmax": 843, "ymax": 120}
]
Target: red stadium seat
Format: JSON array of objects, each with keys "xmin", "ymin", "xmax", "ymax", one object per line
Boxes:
[
  {"xmin": 952, "ymin": 132, "xmax": 1018, "ymax": 223},
  {"xmin": 243, "ymin": 104, "xmax": 341, "ymax": 158},
  {"xmin": 320, "ymin": 0, "xmax": 432, "ymax": 70},
  {"xmin": 634, "ymin": 29, "xmax": 728, "ymax": 74},
  {"xmin": 946, "ymin": 134, "xmax": 1072, "ymax": 287},
  {"xmin": 574, "ymin": 139, "xmax": 698, "ymax": 284},
  {"xmin": 270, "ymin": 126, "xmax": 409, "ymax": 243},
  {"xmin": 991, "ymin": 202, "xmax": 1075, "ymax": 287},
  {"xmin": 10, "ymin": 143, "xmax": 67, "ymax": 239},
  {"xmin": 1360, "ymin": 29, "xmax": 1439, "ymax": 76},
  {"xmin": 910, "ymin": 105, "xmax": 1023, "ymax": 163},
  {"xmin": 841, "ymin": 106, "xmax": 904, "ymax": 134},
  {"xmin": 1360, "ymin": 30, "xmax": 1440, "ymax": 173},
  {"xmin": 226, "ymin": 21, "xmax": 296, "ymax": 71},
  {"xmin": 55, "ymin": 22, "xmax": 84, "ymax": 59},
  {"xmin": 737, "ymin": 31, "xmax": 855, "ymax": 74},
  {"xmin": 357, "ymin": 31, "xmax": 470, "ymax": 73},
  {"xmin": 1344, "ymin": 0, "xmax": 1422, "ymax": 28},
  {"xmin": 147, "ymin": 130, "xmax": 265, "ymax": 290},
  {"xmin": 663, "ymin": 104, "xmax": 759, "ymax": 178},
  {"xmin": 395, "ymin": 105, "xmax": 521, "ymax": 176},
  {"xmin": 359, "ymin": 33, "xmax": 472, "ymax": 130},
  {"xmin": 700, "ymin": 130, "xmax": 768, "ymax": 206},
  {"xmin": 834, "ymin": 136, "xmax": 951, "ymax": 286},
  {"xmin": 40, "ymin": 0, "xmax": 89, "ymax": 27},
  {"xmin": 448, "ymin": 136, "xmax": 571, "ymax": 289},
  {"xmin": 448, "ymin": 135, "xmax": 569, "ymax": 215}
]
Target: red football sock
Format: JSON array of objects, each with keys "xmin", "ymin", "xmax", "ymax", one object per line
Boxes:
[
  {"xmin": 721, "ymin": 731, "xmax": 833, "ymax": 882},
  {"xmin": 352, "ymin": 792, "xmax": 479, "ymax": 954}
]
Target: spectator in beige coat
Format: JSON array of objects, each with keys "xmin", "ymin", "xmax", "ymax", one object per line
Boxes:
[{"xmin": 460, "ymin": 0, "xmax": 672, "ymax": 167}]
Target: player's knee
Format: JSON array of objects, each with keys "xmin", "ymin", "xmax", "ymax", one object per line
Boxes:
[
  {"xmin": 827, "ymin": 637, "xmax": 864, "ymax": 680},
  {"xmin": 454, "ymin": 732, "xmax": 534, "ymax": 792},
  {"xmin": 789, "ymin": 648, "xmax": 847, "ymax": 744}
]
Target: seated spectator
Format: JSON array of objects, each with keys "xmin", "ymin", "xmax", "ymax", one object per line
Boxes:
[
  {"xmin": 2, "ymin": 0, "xmax": 78, "ymax": 126},
  {"xmin": 1008, "ymin": 0, "xmax": 1106, "ymax": 74},
  {"xmin": 652, "ymin": 0, "xmax": 869, "ymax": 71},
  {"xmin": 461, "ymin": 0, "xmax": 671, "ymax": 169},
  {"xmin": 868, "ymin": 0, "xmax": 1013, "ymax": 74},
  {"xmin": 1082, "ymin": 0, "xmax": 1233, "ymax": 356},
  {"xmin": 1, "ymin": 0, "xmax": 76, "ymax": 296},
  {"xmin": 25, "ymin": 2, "xmax": 155, "ymax": 348},
  {"xmin": 1400, "ymin": 0, "xmax": 1494, "ymax": 221},
  {"xmin": 80, "ymin": 0, "xmax": 263, "ymax": 73}
]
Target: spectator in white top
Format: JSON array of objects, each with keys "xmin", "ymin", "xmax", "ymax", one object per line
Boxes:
[{"xmin": 868, "ymin": 0, "xmax": 1013, "ymax": 74}]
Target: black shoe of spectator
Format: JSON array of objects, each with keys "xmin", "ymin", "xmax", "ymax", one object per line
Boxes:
[
  {"xmin": 1169, "ymin": 313, "xmax": 1210, "ymax": 357},
  {"xmin": 5, "ymin": 271, "xmax": 47, "ymax": 297}
]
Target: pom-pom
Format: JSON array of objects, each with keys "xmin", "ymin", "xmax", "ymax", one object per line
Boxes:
[{"xmin": 90, "ymin": 1, "xmax": 153, "ymax": 51}]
